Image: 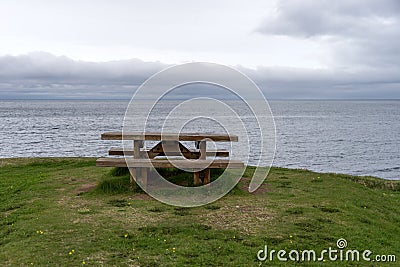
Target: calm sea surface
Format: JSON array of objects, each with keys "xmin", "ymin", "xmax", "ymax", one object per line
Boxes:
[{"xmin": 1, "ymin": 100, "xmax": 399, "ymax": 180}]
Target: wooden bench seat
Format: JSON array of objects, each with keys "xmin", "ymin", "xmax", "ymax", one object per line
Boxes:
[
  {"xmin": 108, "ymin": 147, "xmax": 229, "ymax": 157},
  {"xmin": 96, "ymin": 157, "xmax": 244, "ymax": 186},
  {"xmin": 96, "ymin": 158, "xmax": 243, "ymax": 168}
]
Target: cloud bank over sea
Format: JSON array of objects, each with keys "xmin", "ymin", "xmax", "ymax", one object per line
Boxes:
[{"xmin": 0, "ymin": 52, "xmax": 399, "ymax": 99}]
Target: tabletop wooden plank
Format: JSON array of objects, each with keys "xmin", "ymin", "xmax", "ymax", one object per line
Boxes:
[{"xmin": 101, "ymin": 132, "xmax": 238, "ymax": 142}]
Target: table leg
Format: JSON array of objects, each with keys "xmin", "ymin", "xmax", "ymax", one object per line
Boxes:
[
  {"xmin": 132, "ymin": 140, "xmax": 144, "ymax": 187},
  {"xmin": 203, "ymin": 169, "xmax": 211, "ymax": 184},
  {"xmin": 141, "ymin": 167, "xmax": 148, "ymax": 189},
  {"xmin": 199, "ymin": 140, "xmax": 206, "ymax": 160},
  {"xmin": 130, "ymin": 168, "xmax": 136, "ymax": 184},
  {"xmin": 194, "ymin": 170, "xmax": 201, "ymax": 186},
  {"xmin": 134, "ymin": 140, "xmax": 143, "ymax": 158},
  {"xmin": 193, "ymin": 140, "xmax": 207, "ymax": 185}
]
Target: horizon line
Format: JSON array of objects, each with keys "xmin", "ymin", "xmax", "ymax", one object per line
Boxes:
[{"xmin": 1, "ymin": 98, "xmax": 400, "ymax": 101}]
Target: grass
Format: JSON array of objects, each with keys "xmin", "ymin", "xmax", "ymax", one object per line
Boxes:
[{"xmin": 0, "ymin": 157, "xmax": 399, "ymax": 266}]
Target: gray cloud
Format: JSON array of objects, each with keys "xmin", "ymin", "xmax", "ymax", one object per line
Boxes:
[
  {"xmin": 0, "ymin": 52, "xmax": 168, "ymax": 99},
  {"xmin": 243, "ymin": 66, "xmax": 400, "ymax": 99},
  {"xmin": 257, "ymin": 0, "xmax": 400, "ymax": 69},
  {"xmin": 0, "ymin": 52, "xmax": 167, "ymax": 84},
  {"xmin": 258, "ymin": 0, "xmax": 400, "ymax": 38},
  {"xmin": 0, "ymin": 52, "xmax": 399, "ymax": 99}
]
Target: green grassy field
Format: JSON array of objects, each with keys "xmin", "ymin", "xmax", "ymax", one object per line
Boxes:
[{"xmin": 1, "ymin": 158, "xmax": 399, "ymax": 266}]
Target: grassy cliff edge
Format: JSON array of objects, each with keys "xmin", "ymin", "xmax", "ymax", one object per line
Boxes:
[{"xmin": 1, "ymin": 158, "xmax": 399, "ymax": 266}]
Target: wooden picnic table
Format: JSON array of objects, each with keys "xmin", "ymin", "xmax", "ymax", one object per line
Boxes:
[{"xmin": 97, "ymin": 131, "xmax": 242, "ymax": 188}]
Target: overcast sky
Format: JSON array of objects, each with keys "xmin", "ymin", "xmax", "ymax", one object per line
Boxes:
[{"xmin": 1, "ymin": 0, "xmax": 399, "ymax": 99}]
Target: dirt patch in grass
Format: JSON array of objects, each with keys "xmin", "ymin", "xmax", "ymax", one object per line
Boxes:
[
  {"xmin": 238, "ymin": 177, "xmax": 272, "ymax": 194},
  {"xmin": 74, "ymin": 183, "xmax": 97, "ymax": 194}
]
